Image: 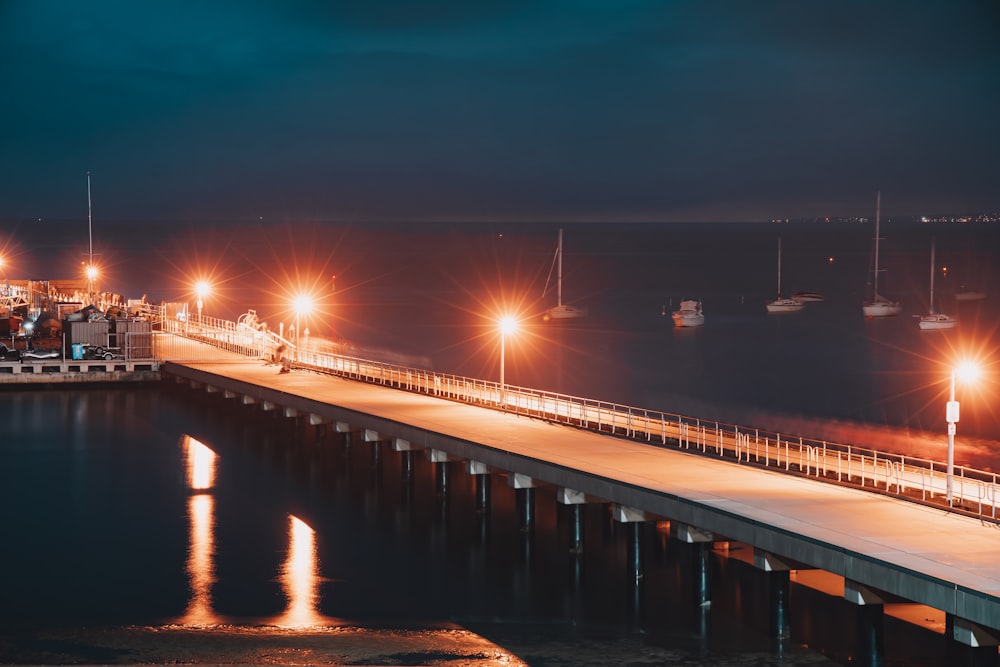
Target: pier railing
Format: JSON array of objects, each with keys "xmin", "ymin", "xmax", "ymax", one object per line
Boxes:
[{"xmin": 154, "ymin": 309, "xmax": 1000, "ymax": 522}]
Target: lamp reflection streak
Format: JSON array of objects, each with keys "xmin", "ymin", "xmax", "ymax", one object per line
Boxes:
[
  {"xmin": 185, "ymin": 436, "xmax": 217, "ymax": 491},
  {"xmin": 180, "ymin": 436, "xmax": 221, "ymax": 625},
  {"xmin": 275, "ymin": 515, "xmax": 326, "ymax": 627},
  {"xmin": 180, "ymin": 494, "xmax": 220, "ymax": 625}
]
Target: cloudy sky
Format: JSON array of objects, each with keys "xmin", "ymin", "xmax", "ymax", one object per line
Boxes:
[{"xmin": 2, "ymin": 1, "xmax": 998, "ymax": 224}]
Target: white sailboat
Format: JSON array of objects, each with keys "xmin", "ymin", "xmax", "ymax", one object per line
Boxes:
[
  {"xmin": 765, "ymin": 237, "xmax": 803, "ymax": 313},
  {"xmin": 918, "ymin": 239, "xmax": 957, "ymax": 330},
  {"xmin": 862, "ymin": 191, "xmax": 903, "ymax": 318},
  {"xmin": 542, "ymin": 228, "xmax": 587, "ymax": 321}
]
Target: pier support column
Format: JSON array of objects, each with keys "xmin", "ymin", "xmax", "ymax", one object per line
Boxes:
[
  {"xmin": 612, "ymin": 504, "xmax": 654, "ymax": 581},
  {"xmin": 947, "ymin": 615, "xmax": 1000, "ymax": 667},
  {"xmin": 401, "ymin": 450, "xmax": 415, "ymax": 484},
  {"xmin": 392, "ymin": 438, "xmax": 421, "ymax": 485},
  {"xmin": 672, "ymin": 522, "xmax": 714, "ymax": 608},
  {"xmin": 556, "ymin": 488, "xmax": 591, "ymax": 554},
  {"xmin": 435, "ymin": 461, "xmax": 449, "ymax": 496},
  {"xmin": 465, "ymin": 461, "xmax": 493, "ymax": 514},
  {"xmin": 753, "ymin": 549, "xmax": 793, "ymax": 648},
  {"xmin": 845, "ymin": 580, "xmax": 885, "ymax": 667},
  {"xmin": 509, "ymin": 473, "xmax": 538, "ymax": 533},
  {"xmin": 426, "ymin": 449, "xmax": 458, "ymax": 497}
]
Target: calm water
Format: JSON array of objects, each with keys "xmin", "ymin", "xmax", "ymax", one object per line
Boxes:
[{"xmin": 0, "ymin": 384, "xmax": 974, "ymax": 666}]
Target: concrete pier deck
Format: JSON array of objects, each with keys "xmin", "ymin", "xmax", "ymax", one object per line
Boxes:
[{"xmin": 163, "ymin": 358, "xmax": 1000, "ymax": 645}]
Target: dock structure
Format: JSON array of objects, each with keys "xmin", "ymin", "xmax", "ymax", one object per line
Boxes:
[{"xmin": 160, "ymin": 357, "xmax": 1000, "ymax": 660}]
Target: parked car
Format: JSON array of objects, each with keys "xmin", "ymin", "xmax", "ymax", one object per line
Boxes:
[{"xmin": 0, "ymin": 343, "xmax": 22, "ymax": 361}]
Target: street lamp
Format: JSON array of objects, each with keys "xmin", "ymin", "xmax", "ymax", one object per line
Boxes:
[
  {"xmin": 499, "ymin": 315, "xmax": 518, "ymax": 407},
  {"xmin": 86, "ymin": 265, "xmax": 98, "ymax": 306},
  {"xmin": 293, "ymin": 295, "xmax": 313, "ymax": 361},
  {"xmin": 946, "ymin": 361, "xmax": 980, "ymax": 507},
  {"xmin": 195, "ymin": 281, "xmax": 211, "ymax": 325}
]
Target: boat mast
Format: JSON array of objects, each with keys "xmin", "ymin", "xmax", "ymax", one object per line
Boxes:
[
  {"xmin": 873, "ymin": 191, "xmax": 881, "ymax": 301},
  {"xmin": 556, "ymin": 228, "xmax": 564, "ymax": 308},
  {"xmin": 929, "ymin": 239, "xmax": 936, "ymax": 314},
  {"xmin": 776, "ymin": 236, "xmax": 782, "ymax": 297}
]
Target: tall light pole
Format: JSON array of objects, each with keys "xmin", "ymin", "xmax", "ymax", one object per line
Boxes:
[
  {"xmin": 195, "ymin": 281, "xmax": 210, "ymax": 325},
  {"xmin": 499, "ymin": 315, "xmax": 518, "ymax": 407},
  {"xmin": 87, "ymin": 171, "xmax": 95, "ymax": 305},
  {"xmin": 947, "ymin": 361, "xmax": 980, "ymax": 507},
  {"xmin": 293, "ymin": 295, "xmax": 313, "ymax": 362}
]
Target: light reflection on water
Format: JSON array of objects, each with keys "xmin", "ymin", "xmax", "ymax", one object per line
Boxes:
[
  {"xmin": 180, "ymin": 435, "xmax": 335, "ymax": 629},
  {"xmin": 272, "ymin": 514, "xmax": 336, "ymax": 628},
  {"xmin": 180, "ymin": 494, "xmax": 219, "ymax": 626}
]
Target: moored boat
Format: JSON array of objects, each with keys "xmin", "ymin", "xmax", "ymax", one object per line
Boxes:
[
  {"xmin": 862, "ymin": 191, "xmax": 903, "ymax": 318},
  {"xmin": 671, "ymin": 299, "xmax": 704, "ymax": 327}
]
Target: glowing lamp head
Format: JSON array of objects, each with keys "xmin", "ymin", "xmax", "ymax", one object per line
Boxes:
[
  {"xmin": 499, "ymin": 315, "xmax": 518, "ymax": 336},
  {"xmin": 86, "ymin": 265, "xmax": 98, "ymax": 280},
  {"xmin": 196, "ymin": 281, "xmax": 211, "ymax": 298},
  {"xmin": 294, "ymin": 295, "xmax": 313, "ymax": 315},
  {"xmin": 955, "ymin": 361, "xmax": 980, "ymax": 384}
]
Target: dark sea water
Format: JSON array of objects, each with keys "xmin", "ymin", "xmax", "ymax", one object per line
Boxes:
[{"xmin": 3, "ymin": 219, "xmax": 999, "ymax": 665}]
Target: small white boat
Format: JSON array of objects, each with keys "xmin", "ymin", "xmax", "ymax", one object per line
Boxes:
[
  {"xmin": 918, "ymin": 240, "xmax": 957, "ymax": 331},
  {"xmin": 542, "ymin": 229, "xmax": 587, "ymax": 321},
  {"xmin": 671, "ymin": 299, "xmax": 704, "ymax": 327},
  {"xmin": 955, "ymin": 290, "xmax": 986, "ymax": 302},
  {"xmin": 766, "ymin": 237, "xmax": 804, "ymax": 313},
  {"xmin": 862, "ymin": 191, "xmax": 903, "ymax": 318}
]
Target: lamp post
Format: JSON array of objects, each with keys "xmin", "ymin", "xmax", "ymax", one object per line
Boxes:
[
  {"xmin": 195, "ymin": 281, "xmax": 210, "ymax": 326},
  {"xmin": 499, "ymin": 315, "xmax": 518, "ymax": 407},
  {"xmin": 86, "ymin": 265, "xmax": 98, "ymax": 306},
  {"xmin": 293, "ymin": 295, "xmax": 313, "ymax": 362},
  {"xmin": 946, "ymin": 361, "xmax": 980, "ymax": 507}
]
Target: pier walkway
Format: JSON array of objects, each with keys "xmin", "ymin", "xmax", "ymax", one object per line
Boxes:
[{"xmin": 164, "ymin": 356, "xmax": 1000, "ymax": 653}]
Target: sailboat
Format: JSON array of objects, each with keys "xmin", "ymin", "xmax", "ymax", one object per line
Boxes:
[
  {"xmin": 861, "ymin": 191, "xmax": 903, "ymax": 317},
  {"xmin": 542, "ymin": 228, "xmax": 587, "ymax": 321},
  {"xmin": 765, "ymin": 237, "xmax": 803, "ymax": 313},
  {"xmin": 918, "ymin": 239, "xmax": 957, "ymax": 330}
]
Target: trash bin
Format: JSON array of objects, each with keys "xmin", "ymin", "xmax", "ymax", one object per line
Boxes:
[{"xmin": 71, "ymin": 343, "xmax": 84, "ymax": 360}]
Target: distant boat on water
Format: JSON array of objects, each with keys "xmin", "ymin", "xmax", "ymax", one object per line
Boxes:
[
  {"xmin": 765, "ymin": 237, "xmax": 804, "ymax": 313},
  {"xmin": 792, "ymin": 291, "xmax": 825, "ymax": 302},
  {"xmin": 862, "ymin": 191, "xmax": 903, "ymax": 318},
  {"xmin": 918, "ymin": 239, "xmax": 957, "ymax": 331},
  {"xmin": 671, "ymin": 299, "xmax": 704, "ymax": 327},
  {"xmin": 955, "ymin": 290, "xmax": 987, "ymax": 302},
  {"xmin": 542, "ymin": 228, "xmax": 587, "ymax": 321}
]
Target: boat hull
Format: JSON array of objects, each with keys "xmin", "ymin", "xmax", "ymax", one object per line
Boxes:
[
  {"xmin": 863, "ymin": 300, "xmax": 903, "ymax": 318},
  {"xmin": 543, "ymin": 305, "xmax": 588, "ymax": 321},
  {"xmin": 671, "ymin": 313, "xmax": 704, "ymax": 327},
  {"xmin": 766, "ymin": 298, "xmax": 804, "ymax": 313},
  {"xmin": 918, "ymin": 314, "xmax": 958, "ymax": 330}
]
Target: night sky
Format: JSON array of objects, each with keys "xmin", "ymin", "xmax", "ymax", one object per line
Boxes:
[{"xmin": 2, "ymin": 1, "xmax": 999, "ymax": 224}]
